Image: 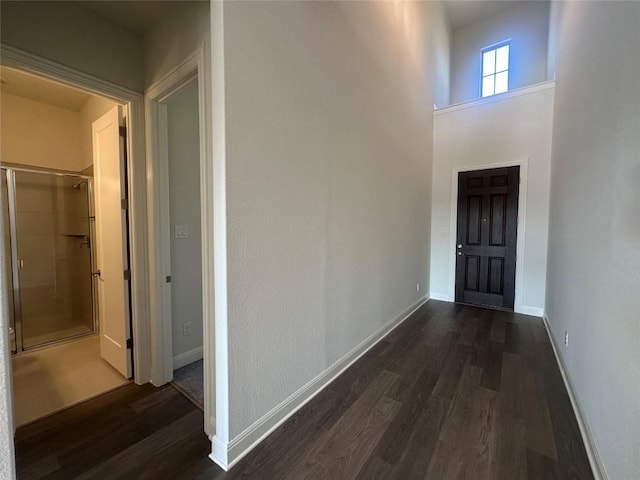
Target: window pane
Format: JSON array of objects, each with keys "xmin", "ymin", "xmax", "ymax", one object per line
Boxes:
[
  {"xmin": 495, "ymin": 71, "xmax": 508, "ymax": 94},
  {"xmin": 483, "ymin": 50, "xmax": 496, "ymax": 76},
  {"xmin": 496, "ymin": 45, "xmax": 509, "ymax": 72},
  {"xmin": 482, "ymin": 75, "xmax": 495, "ymax": 97}
]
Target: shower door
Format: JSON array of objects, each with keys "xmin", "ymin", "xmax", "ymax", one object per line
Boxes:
[{"xmin": 3, "ymin": 167, "xmax": 96, "ymax": 352}]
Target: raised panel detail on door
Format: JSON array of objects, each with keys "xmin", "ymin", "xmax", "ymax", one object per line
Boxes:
[
  {"xmin": 467, "ymin": 177, "xmax": 484, "ymax": 189},
  {"xmin": 466, "ymin": 196, "xmax": 482, "ymax": 245},
  {"xmin": 489, "ymin": 194, "xmax": 507, "ymax": 246},
  {"xmin": 488, "ymin": 257, "xmax": 505, "ymax": 295},
  {"xmin": 455, "ymin": 166, "xmax": 519, "ymax": 310},
  {"xmin": 464, "ymin": 255, "xmax": 481, "ymax": 292},
  {"xmin": 490, "ymin": 174, "xmax": 508, "ymax": 186}
]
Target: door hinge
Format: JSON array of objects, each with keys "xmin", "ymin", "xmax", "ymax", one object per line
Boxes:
[
  {"xmin": 121, "ymin": 198, "xmax": 129, "ymax": 210},
  {"xmin": 126, "ymin": 338, "xmax": 133, "ymax": 349},
  {"xmin": 124, "ymin": 269, "xmax": 131, "ymax": 281},
  {"xmin": 119, "ymin": 126, "xmax": 127, "ymax": 138},
  {"xmin": 166, "ymin": 275, "xmax": 172, "ymax": 283}
]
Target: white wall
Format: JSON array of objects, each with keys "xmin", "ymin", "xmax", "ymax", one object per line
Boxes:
[
  {"xmin": 545, "ymin": 2, "xmax": 640, "ymax": 479},
  {"xmin": 0, "ymin": 92, "xmax": 83, "ymax": 171},
  {"xmin": 219, "ymin": 0, "xmax": 446, "ymax": 447},
  {"xmin": 0, "ymin": 1, "xmax": 143, "ymax": 92},
  {"xmin": 430, "ymin": 1, "xmax": 452, "ymax": 108},
  {"xmin": 166, "ymin": 83, "xmax": 203, "ymax": 367},
  {"xmin": 1, "ymin": 91, "xmax": 117, "ymax": 173},
  {"xmin": 450, "ymin": 1, "xmax": 550, "ymax": 105},
  {"xmin": 144, "ymin": 1, "xmax": 210, "ymax": 89},
  {"xmin": 0, "ymin": 221, "xmax": 15, "ymax": 479},
  {"xmin": 546, "ymin": 0, "xmax": 562, "ymax": 82},
  {"xmin": 431, "ymin": 84, "xmax": 554, "ymax": 315}
]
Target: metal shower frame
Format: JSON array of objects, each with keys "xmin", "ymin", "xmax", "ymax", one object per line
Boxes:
[{"xmin": 2, "ymin": 164, "xmax": 98, "ymax": 354}]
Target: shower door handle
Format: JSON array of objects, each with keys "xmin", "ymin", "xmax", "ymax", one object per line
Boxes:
[{"xmin": 92, "ymin": 270, "xmax": 101, "ymax": 278}]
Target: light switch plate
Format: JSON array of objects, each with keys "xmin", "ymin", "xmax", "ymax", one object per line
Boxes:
[{"xmin": 175, "ymin": 225, "xmax": 189, "ymax": 239}]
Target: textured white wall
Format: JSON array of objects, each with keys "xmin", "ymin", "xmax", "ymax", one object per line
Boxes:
[
  {"xmin": 221, "ymin": 0, "xmax": 445, "ymax": 438},
  {"xmin": 545, "ymin": 2, "xmax": 640, "ymax": 479},
  {"xmin": 430, "ymin": 86, "xmax": 554, "ymax": 313},
  {"xmin": 546, "ymin": 0, "xmax": 562, "ymax": 82},
  {"xmin": 1, "ymin": 93, "xmax": 84, "ymax": 172},
  {"xmin": 166, "ymin": 83, "xmax": 203, "ymax": 363},
  {"xmin": 143, "ymin": 1, "xmax": 210, "ymax": 89},
  {"xmin": 0, "ymin": 219, "xmax": 15, "ymax": 479},
  {"xmin": 450, "ymin": 1, "xmax": 550, "ymax": 104},
  {"xmin": 0, "ymin": 1, "xmax": 143, "ymax": 92},
  {"xmin": 430, "ymin": 1, "xmax": 452, "ymax": 108}
]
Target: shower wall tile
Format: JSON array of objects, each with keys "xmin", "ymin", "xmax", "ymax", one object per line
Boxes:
[
  {"xmin": 15, "ymin": 185, "xmax": 54, "ymax": 213},
  {"xmin": 17, "ymin": 212, "xmax": 55, "ymax": 236},
  {"xmin": 20, "ymin": 287, "xmax": 61, "ymax": 318},
  {"xmin": 18, "ymin": 234, "xmax": 55, "ymax": 259},
  {"xmin": 59, "ymin": 190, "xmax": 88, "ymax": 234},
  {"xmin": 18, "ymin": 258, "xmax": 55, "ymax": 289},
  {"xmin": 54, "ymin": 236, "xmax": 82, "ymax": 259}
]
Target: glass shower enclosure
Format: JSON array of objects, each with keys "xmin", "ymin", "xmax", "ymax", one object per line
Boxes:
[{"xmin": 2, "ymin": 166, "xmax": 97, "ymax": 353}]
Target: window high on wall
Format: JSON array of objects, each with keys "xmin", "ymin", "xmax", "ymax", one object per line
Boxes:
[{"xmin": 481, "ymin": 41, "xmax": 510, "ymax": 97}]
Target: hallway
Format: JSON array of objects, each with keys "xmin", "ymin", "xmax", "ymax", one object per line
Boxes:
[{"xmin": 15, "ymin": 300, "xmax": 592, "ymax": 479}]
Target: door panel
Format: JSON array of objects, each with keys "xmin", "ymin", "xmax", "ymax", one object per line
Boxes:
[
  {"xmin": 465, "ymin": 256, "xmax": 480, "ymax": 291},
  {"xmin": 93, "ymin": 105, "xmax": 132, "ymax": 378},
  {"xmin": 489, "ymin": 194, "xmax": 506, "ymax": 246},
  {"xmin": 488, "ymin": 257, "xmax": 504, "ymax": 294},
  {"xmin": 455, "ymin": 166, "xmax": 519, "ymax": 310},
  {"xmin": 1, "ymin": 170, "xmax": 17, "ymax": 353},
  {"xmin": 467, "ymin": 196, "xmax": 482, "ymax": 245}
]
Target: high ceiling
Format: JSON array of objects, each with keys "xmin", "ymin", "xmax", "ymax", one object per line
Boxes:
[
  {"xmin": 0, "ymin": 2, "xmax": 205, "ymax": 111},
  {"xmin": 0, "ymin": 67, "xmax": 92, "ymax": 111},
  {"xmin": 77, "ymin": 1, "xmax": 532, "ymax": 37},
  {"xmin": 0, "ymin": 0, "xmax": 541, "ymax": 112},
  {"xmin": 77, "ymin": 1, "xmax": 195, "ymax": 36},
  {"xmin": 443, "ymin": 0, "xmax": 530, "ymax": 30}
]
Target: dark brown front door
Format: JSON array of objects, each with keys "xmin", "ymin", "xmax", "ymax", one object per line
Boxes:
[{"xmin": 455, "ymin": 166, "xmax": 519, "ymax": 310}]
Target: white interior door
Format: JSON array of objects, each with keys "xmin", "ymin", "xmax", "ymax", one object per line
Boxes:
[{"xmin": 92, "ymin": 105, "xmax": 132, "ymax": 378}]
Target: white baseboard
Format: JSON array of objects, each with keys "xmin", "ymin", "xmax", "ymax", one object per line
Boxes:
[
  {"xmin": 428, "ymin": 293, "xmax": 543, "ymax": 319},
  {"xmin": 209, "ymin": 294, "xmax": 430, "ymax": 471},
  {"xmin": 173, "ymin": 346, "xmax": 203, "ymax": 370},
  {"xmin": 541, "ymin": 315, "xmax": 607, "ymax": 480},
  {"xmin": 429, "ymin": 292, "xmax": 451, "ymax": 302},
  {"xmin": 516, "ymin": 305, "xmax": 544, "ymax": 317}
]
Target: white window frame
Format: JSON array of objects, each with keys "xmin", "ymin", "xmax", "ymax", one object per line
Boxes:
[{"xmin": 481, "ymin": 40, "xmax": 511, "ymax": 98}]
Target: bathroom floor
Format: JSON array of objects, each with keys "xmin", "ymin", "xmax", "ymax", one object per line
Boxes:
[
  {"xmin": 11, "ymin": 335, "xmax": 130, "ymax": 426},
  {"xmin": 22, "ymin": 321, "xmax": 93, "ymax": 349}
]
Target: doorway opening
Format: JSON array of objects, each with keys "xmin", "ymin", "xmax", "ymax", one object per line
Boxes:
[
  {"xmin": 145, "ymin": 46, "xmax": 215, "ymax": 436},
  {"xmin": 166, "ymin": 79, "xmax": 204, "ymax": 408},
  {"xmin": 1, "ymin": 65, "xmax": 134, "ymax": 425},
  {"xmin": 454, "ymin": 166, "xmax": 520, "ymax": 310}
]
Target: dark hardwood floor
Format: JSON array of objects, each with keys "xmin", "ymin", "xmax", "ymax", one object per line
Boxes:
[{"xmin": 15, "ymin": 300, "xmax": 593, "ymax": 479}]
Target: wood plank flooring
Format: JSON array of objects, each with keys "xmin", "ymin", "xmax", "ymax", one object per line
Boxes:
[{"xmin": 15, "ymin": 300, "xmax": 593, "ymax": 479}]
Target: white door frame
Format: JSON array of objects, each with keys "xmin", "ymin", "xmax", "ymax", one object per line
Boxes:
[
  {"xmin": 448, "ymin": 158, "xmax": 529, "ymax": 314},
  {"xmin": 144, "ymin": 45, "xmax": 215, "ymax": 436},
  {"xmin": 0, "ymin": 44, "xmax": 152, "ymax": 384}
]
